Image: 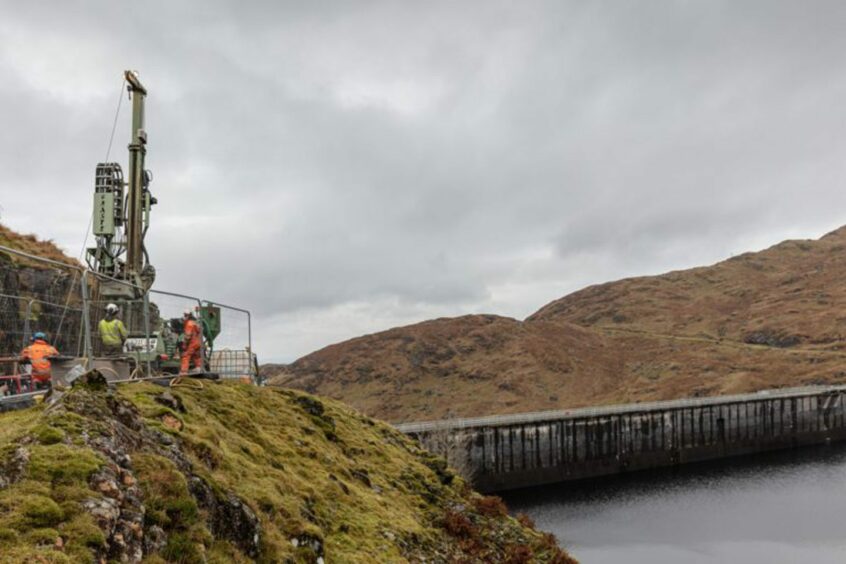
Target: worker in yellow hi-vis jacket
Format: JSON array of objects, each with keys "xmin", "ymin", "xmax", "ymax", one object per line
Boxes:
[{"xmin": 98, "ymin": 303, "xmax": 128, "ymax": 356}]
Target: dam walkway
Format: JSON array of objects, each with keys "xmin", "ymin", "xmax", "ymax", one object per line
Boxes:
[{"xmin": 396, "ymin": 385, "xmax": 846, "ymax": 492}]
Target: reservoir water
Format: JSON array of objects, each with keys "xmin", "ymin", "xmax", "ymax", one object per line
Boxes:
[{"xmin": 503, "ymin": 444, "xmax": 846, "ymax": 563}]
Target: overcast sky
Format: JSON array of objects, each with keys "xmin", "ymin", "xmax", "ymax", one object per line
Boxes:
[{"xmin": 3, "ymin": 1, "xmax": 846, "ymax": 362}]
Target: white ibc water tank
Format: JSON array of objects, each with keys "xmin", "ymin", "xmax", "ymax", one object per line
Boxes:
[{"xmin": 210, "ymin": 349, "xmax": 255, "ymax": 382}]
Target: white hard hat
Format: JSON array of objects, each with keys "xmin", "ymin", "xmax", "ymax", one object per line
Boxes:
[
  {"xmin": 183, "ymin": 308, "xmax": 194, "ymax": 318},
  {"xmin": 105, "ymin": 303, "xmax": 119, "ymax": 314}
]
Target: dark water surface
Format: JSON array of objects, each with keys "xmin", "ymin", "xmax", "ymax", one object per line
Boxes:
[{"xmin": 502, "ymin": 444, "xmax": 846, "ymax": 563}]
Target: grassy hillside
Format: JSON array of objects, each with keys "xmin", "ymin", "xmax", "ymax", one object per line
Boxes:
[
  {"xmin": 0, "ymin": 379, "xmax": 573, "ymax": 563},
  {"xmin": 270, "ymin": 227, "xmax": 846, "ymax": 423}
]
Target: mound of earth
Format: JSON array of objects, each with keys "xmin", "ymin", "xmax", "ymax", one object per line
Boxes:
[
  {"xmin": 0, "ymin": 378, "xmax": 572, "ymax": 563},
  {"xmin": 269, "ymin": 227, "xmax": 846, "ymax": 423}
]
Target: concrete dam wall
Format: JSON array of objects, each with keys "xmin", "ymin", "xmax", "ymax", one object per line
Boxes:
[{"xmin": 397, "ymin": 385, "xmax": 846, "ymax": 492}]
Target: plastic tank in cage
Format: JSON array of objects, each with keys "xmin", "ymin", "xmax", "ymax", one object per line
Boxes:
[{"xmin": 209, "ymin": 349, "xmax": 256, "ymax": 383}]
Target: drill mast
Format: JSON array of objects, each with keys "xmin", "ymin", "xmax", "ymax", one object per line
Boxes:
[
  {"xmin": 87, "ymin": 70, "xmax": 157, "ymax": 298},
  {"xmin": 125, "ymin": 71, "xmax": 147, "ymax": 278}
]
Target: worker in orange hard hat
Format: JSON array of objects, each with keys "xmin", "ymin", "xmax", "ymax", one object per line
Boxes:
[
  {"xmin": 180, "ymin": 309, "xmax": 203, "ymax": 374},
  {"xmin": 21, "ymin": 332, "xmax": 59, "ymax": 391}
]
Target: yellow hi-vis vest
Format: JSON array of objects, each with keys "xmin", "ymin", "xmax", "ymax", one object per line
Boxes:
[{"xmin": 98, "ymin": 318, "xmax": 127, "ymax": 347}]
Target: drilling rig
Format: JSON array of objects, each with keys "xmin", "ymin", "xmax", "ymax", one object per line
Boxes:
[{"xmin": 85, "ymin": 71, "xmax": 221, "ymax": 375}]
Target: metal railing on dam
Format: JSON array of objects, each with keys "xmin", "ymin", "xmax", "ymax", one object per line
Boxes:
[{"xmin": 397, "ymin": 385, "xmax": 846, "ymax": 492}]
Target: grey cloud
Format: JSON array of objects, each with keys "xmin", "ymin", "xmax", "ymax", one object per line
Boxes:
[{"xmin": 3, "ymin": 1, "xmax": 846, "ymax": 360}]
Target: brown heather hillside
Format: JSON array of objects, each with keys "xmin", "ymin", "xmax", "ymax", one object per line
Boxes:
[
  {"xmin": 269, "ymin": 316, "xmax": 623, "ymax": 423},
  {"xmin": 0, "ymin": 223, "xmax": 78, "ymax": 267},
  {"xmin": 269, "ymin": 227, "xmax": 846, "ymax": 423},
  {"xmin": 530, "ymin": 225, "xmax": 846, "ymax": 347}
]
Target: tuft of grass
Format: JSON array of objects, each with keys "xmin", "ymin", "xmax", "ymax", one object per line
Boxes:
[
  {"xmin": 22, "ymin": 496, "xmax": 64, "ymax": 527},
  {"xmin": 59, "ymin": 513, "xmax": 106, "ymax": 551},
  {"xmin": 28, "ymin": 444, "xmax": 102, "ymax": 485},
  {"xmin": 134, "ymin": 453, "xmax": 199, "ymax": 530},
  {"xmin": 161, "ymin": 531, "xmax": 203, "ymax": 563},
  {"xmin": 24, "ymin": 527, "xmax": 60, "ymax": 546},
  {"xmin": 33, "ymin": 425, "xmax": 65, "ymax": 445}
]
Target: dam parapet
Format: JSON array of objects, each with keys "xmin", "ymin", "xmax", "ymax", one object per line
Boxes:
[{"xmin": 398, "ymin": 385, "xmax": 846, "ymax": 492}]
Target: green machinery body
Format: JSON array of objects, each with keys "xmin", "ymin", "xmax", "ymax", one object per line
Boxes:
[{"xmin": 123, "ymin": 305, "xmax": 221, "ymax": 373}]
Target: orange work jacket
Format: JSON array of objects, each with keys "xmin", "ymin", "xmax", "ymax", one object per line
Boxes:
[
  {"xmin": 183, "ymin": 319, "xmax": 202, "ymax": 348},
  {"xmin": 21, "ymin": 339, "xmax": 59, "ymax": 382}
]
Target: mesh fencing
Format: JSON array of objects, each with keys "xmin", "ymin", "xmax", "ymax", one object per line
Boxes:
[
  {"xmin": 0, "ymin": 253, "xmax": 85, "ymax": 355},
  {"xmin": 0, "ymin": 244, "xmax": 255, "ymax": 392},
  {"xmin": 206, "ymin": 303, "xmax": 257, "ymax": 382}
]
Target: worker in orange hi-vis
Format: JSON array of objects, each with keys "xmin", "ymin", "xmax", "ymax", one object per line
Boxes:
[
  {"xmin": 180, "ymin": 309, "xmax": 203, "ymax": 374},
  {"xmin": 21, "ymin": 332, "xmax": 59, "ymax": 391}
]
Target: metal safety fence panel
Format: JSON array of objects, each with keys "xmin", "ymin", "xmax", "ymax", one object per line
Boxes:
[
  {"xmin": 0, "ymin": 249, "xmax": 85, "ymax": 355},
  {"xmin": 204, "ymin": 302, "xmax": 257, "ymax": 382},
  {"xmin": 0, "ymin": 243, "xmax": 255, "ymax": 390},
  {"xmin": 84, "ymin": 274, "xmax": 209, "ymax": 374},
  {"xmin": 148, "ymin": 288, "xmax": 205, "ymax": 371},
  {"xmin": 0, "ymin": 246, "xmax": 88, "ymax": 395},
  {"xmin": 83, "ymin": 270, "xmax": 155, "ymax": 380}
]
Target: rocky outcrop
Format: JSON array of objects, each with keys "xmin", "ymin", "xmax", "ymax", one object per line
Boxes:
[
  {"xmin": 31, "ymin": 373, "xmax": 263, "ymax": 562},
  {"xmin": 0, "ymin": 378, "xmax": 573, "ymax": 562}
]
